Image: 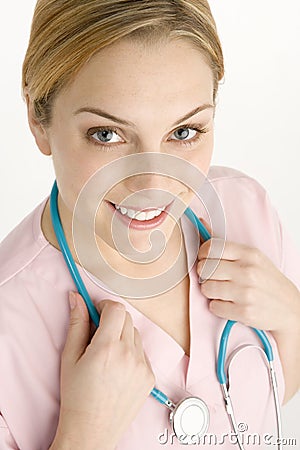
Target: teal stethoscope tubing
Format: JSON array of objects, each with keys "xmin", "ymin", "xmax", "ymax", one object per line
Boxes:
[{"xmin": 50, "ymin": 180, "xmax": 282, "ymax": 448}]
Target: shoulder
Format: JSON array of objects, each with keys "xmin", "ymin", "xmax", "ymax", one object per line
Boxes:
[
  {"xmin": 208, "ymin": 165, "xmax": 249, "ymax": 180},
  {"xmin": 207, "ymin": 165, "xmax": 268, "ymax": 196},
  {"xmin": 205, "ymin": 165, "xmax": 276, "ymax": 223},
  {"xmin": 189, "ymin": 165, "xmax": 283, "ymax": 268},
  {"xmin": 0, "ymin": 198, "xmax": 49, "ymax": 288},
  {"xmin": 197, "ymin": 165, "xmax": 275, "ymax": 226}
]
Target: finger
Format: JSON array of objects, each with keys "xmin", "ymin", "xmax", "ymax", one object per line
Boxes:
[
  {"xmin": 133, "ymin": 327, "xmax": 154, "ymax": 378},
  {"xmin": 200, "ymin": 279, "xmax": 236, "ymax": 302},
  {"xmin": 198, "ymin": 238, "xmax": 225, "ymax": 261},
  {"xmin": 62, "ymin": 292, "xmax": 91, "ymax": 365},
  {"xmin": 120, "ymin": 311, "xmax": 135, "ymax": 344},
  {"xmin": 198, "ymin": 238, "xmax": 258, "ymax": 263},
  {"xmin": 209, "ymin": 299, "xmax": 245, "ymax": 322},
  {"xmin": 93, "ymin": 300, "xmax": 127, "ymax": 344},
  {"xmin": 144, "ymin": 351, "xmax": 154, "ymax": 377},
  {"xmin": 209, "ymin": 299, "xmax": 236, "ymax": 319},
  {"xmin": 134, "ymin": 328, "xmax": 148, "ymax": 363},
  {"xmin": 197, "ymin": 259, "xmax": 236, "ymax": 281}
]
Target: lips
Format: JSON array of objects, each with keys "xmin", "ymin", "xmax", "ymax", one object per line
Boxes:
[{"xmin": 106, "ymin": 201, "xmax": 172, "ymax": 230}]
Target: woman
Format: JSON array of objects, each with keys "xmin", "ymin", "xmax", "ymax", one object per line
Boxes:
[{"xmin": 0, "ymin": 1, "xmax": 299, "ymax": 449}]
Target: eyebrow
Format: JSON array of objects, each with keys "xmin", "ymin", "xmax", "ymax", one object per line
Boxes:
[{"xmin": 74, "ymin": 103, "xmax": 215, "ymax": 128}]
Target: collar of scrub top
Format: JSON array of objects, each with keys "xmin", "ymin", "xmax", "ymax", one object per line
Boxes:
[{"xmin": 49, "ymin": 180, "xmax": 282, "ymax": 448}]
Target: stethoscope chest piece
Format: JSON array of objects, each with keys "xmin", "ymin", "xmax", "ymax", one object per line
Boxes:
[{"xmin": 169, "ymin": 397, "xmax": 209, "ymax": 444}]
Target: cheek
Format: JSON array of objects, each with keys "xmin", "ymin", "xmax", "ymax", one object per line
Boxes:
[
  {"xmin": 48, "ymin": 120, "xmax": 88, "ymax": 168},
  {"xmin": 186, "ymin": 134, "xmax": 214, "ymax": 177},
  {"xmin": 94, "ymin": 201, "xmax": 114, "ymax": 242},
  {"xmin": 49, "ymin": 139, "xmax": 102, "ymax": 209},
  {"xmin": 52, "ymin": 158, "xmax": 94, "ymax": 213}
]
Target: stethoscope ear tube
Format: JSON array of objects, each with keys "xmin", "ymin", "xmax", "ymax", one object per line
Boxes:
[
  {"xmin": 184, "ymin": 207, "xmax": 211, "ymax": 241},
  {"xmin": 217, "ymin": 321, "xmax": 282, "ymax": 450},
  {"xmin": 217, "ymin": 321, "xmax": 274, "ymax": 385},
  {"xmin": 49, "ymin": 181, "xmax": 100, "ymax": 326}
]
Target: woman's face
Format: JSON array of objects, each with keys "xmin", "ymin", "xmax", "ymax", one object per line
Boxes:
[{"xmin": 40, "ymin": 38, "xmax": 215, "ymax": 255}]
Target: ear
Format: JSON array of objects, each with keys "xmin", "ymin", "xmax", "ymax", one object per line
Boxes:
[{"xmin": 24, "ymin": 90, "xmax": 52, "ymax": 156}]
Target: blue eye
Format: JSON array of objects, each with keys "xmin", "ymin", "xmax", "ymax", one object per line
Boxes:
[
  {"xmin": 169, "ymin": 124, "xmax": 209, "ymax": 148},
  {"xmin": 90, "ymin": 128, "xmax": 122, "ymax": 144},
  {"xmin": 172, "ymin": 127, "xmax": 197, "ymax": 141}
]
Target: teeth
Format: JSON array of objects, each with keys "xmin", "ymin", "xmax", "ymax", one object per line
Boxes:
[
  {"xmin": 114, "ymin": 204, "xmax": 166, "ymax": 221},
  {"xmin": 134, "ymin": 211, "xmax": 147, "ymax": 221}
]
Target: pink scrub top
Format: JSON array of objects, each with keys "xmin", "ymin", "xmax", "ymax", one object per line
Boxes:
[{"xmin": 0, "ymin": 166, "xmax": 299, "ymax": 450}]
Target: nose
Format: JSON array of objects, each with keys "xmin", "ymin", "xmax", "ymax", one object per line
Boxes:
[
  {"xmin": 121, "ymin": 149, "xmax": 188, "ymax": 205},
  {"xmin": 125, "ymin": 172, "xmax": 172, "ymax": 191},
  {"xmin": 123, "ymin": 171, "xmax": 186, "ymax": 212},
  {"xmin": 125, "ymin": 147, "xmax": 178, "ymax": 193}
]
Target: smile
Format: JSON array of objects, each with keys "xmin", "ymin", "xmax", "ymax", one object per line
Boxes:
[
  {"xmin": 107, "ymin": 201, "xmax": 173, "ymax": 230},
  {"xmin": 114, "ymin": 204, "xmax": 166, "ymax": 221}
]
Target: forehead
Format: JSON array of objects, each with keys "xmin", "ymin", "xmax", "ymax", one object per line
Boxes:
[{"xmin": 56, "ymin": 38, "xmax": 214, "ymax": 114}]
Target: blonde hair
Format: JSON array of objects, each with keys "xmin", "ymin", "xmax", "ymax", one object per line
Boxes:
[{"xmin": 22, "ymin": 0, "xmax": 224, "ymax": 126}]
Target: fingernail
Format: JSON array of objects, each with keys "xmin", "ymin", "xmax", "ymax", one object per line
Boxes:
[
  {"xmin": 69, "ymin": 291, "xmax": 77, "ymax": 310},
  {"xmin": 199, "ymin": 274, "xmax": 205, "ymax": 284}
]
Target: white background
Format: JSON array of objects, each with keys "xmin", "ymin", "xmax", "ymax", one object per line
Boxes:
[{"xmin": 0, "ymin": 0, "xmax": 299, "ymax": 445}]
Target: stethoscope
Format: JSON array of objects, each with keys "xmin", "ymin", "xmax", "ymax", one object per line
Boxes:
[{"xmin": 50, "ymin": 180, "xmax": 282, "ymax": 448}]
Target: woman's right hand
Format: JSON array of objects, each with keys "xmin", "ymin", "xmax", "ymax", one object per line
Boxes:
[{"xmin": 50, "ymin": 292, "xmax": 155, "ymax": 450}]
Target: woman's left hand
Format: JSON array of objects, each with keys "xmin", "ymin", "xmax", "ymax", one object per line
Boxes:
[{"xmin": 197, "ymin": 219, "xmax": 300, "ymax": 333}]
